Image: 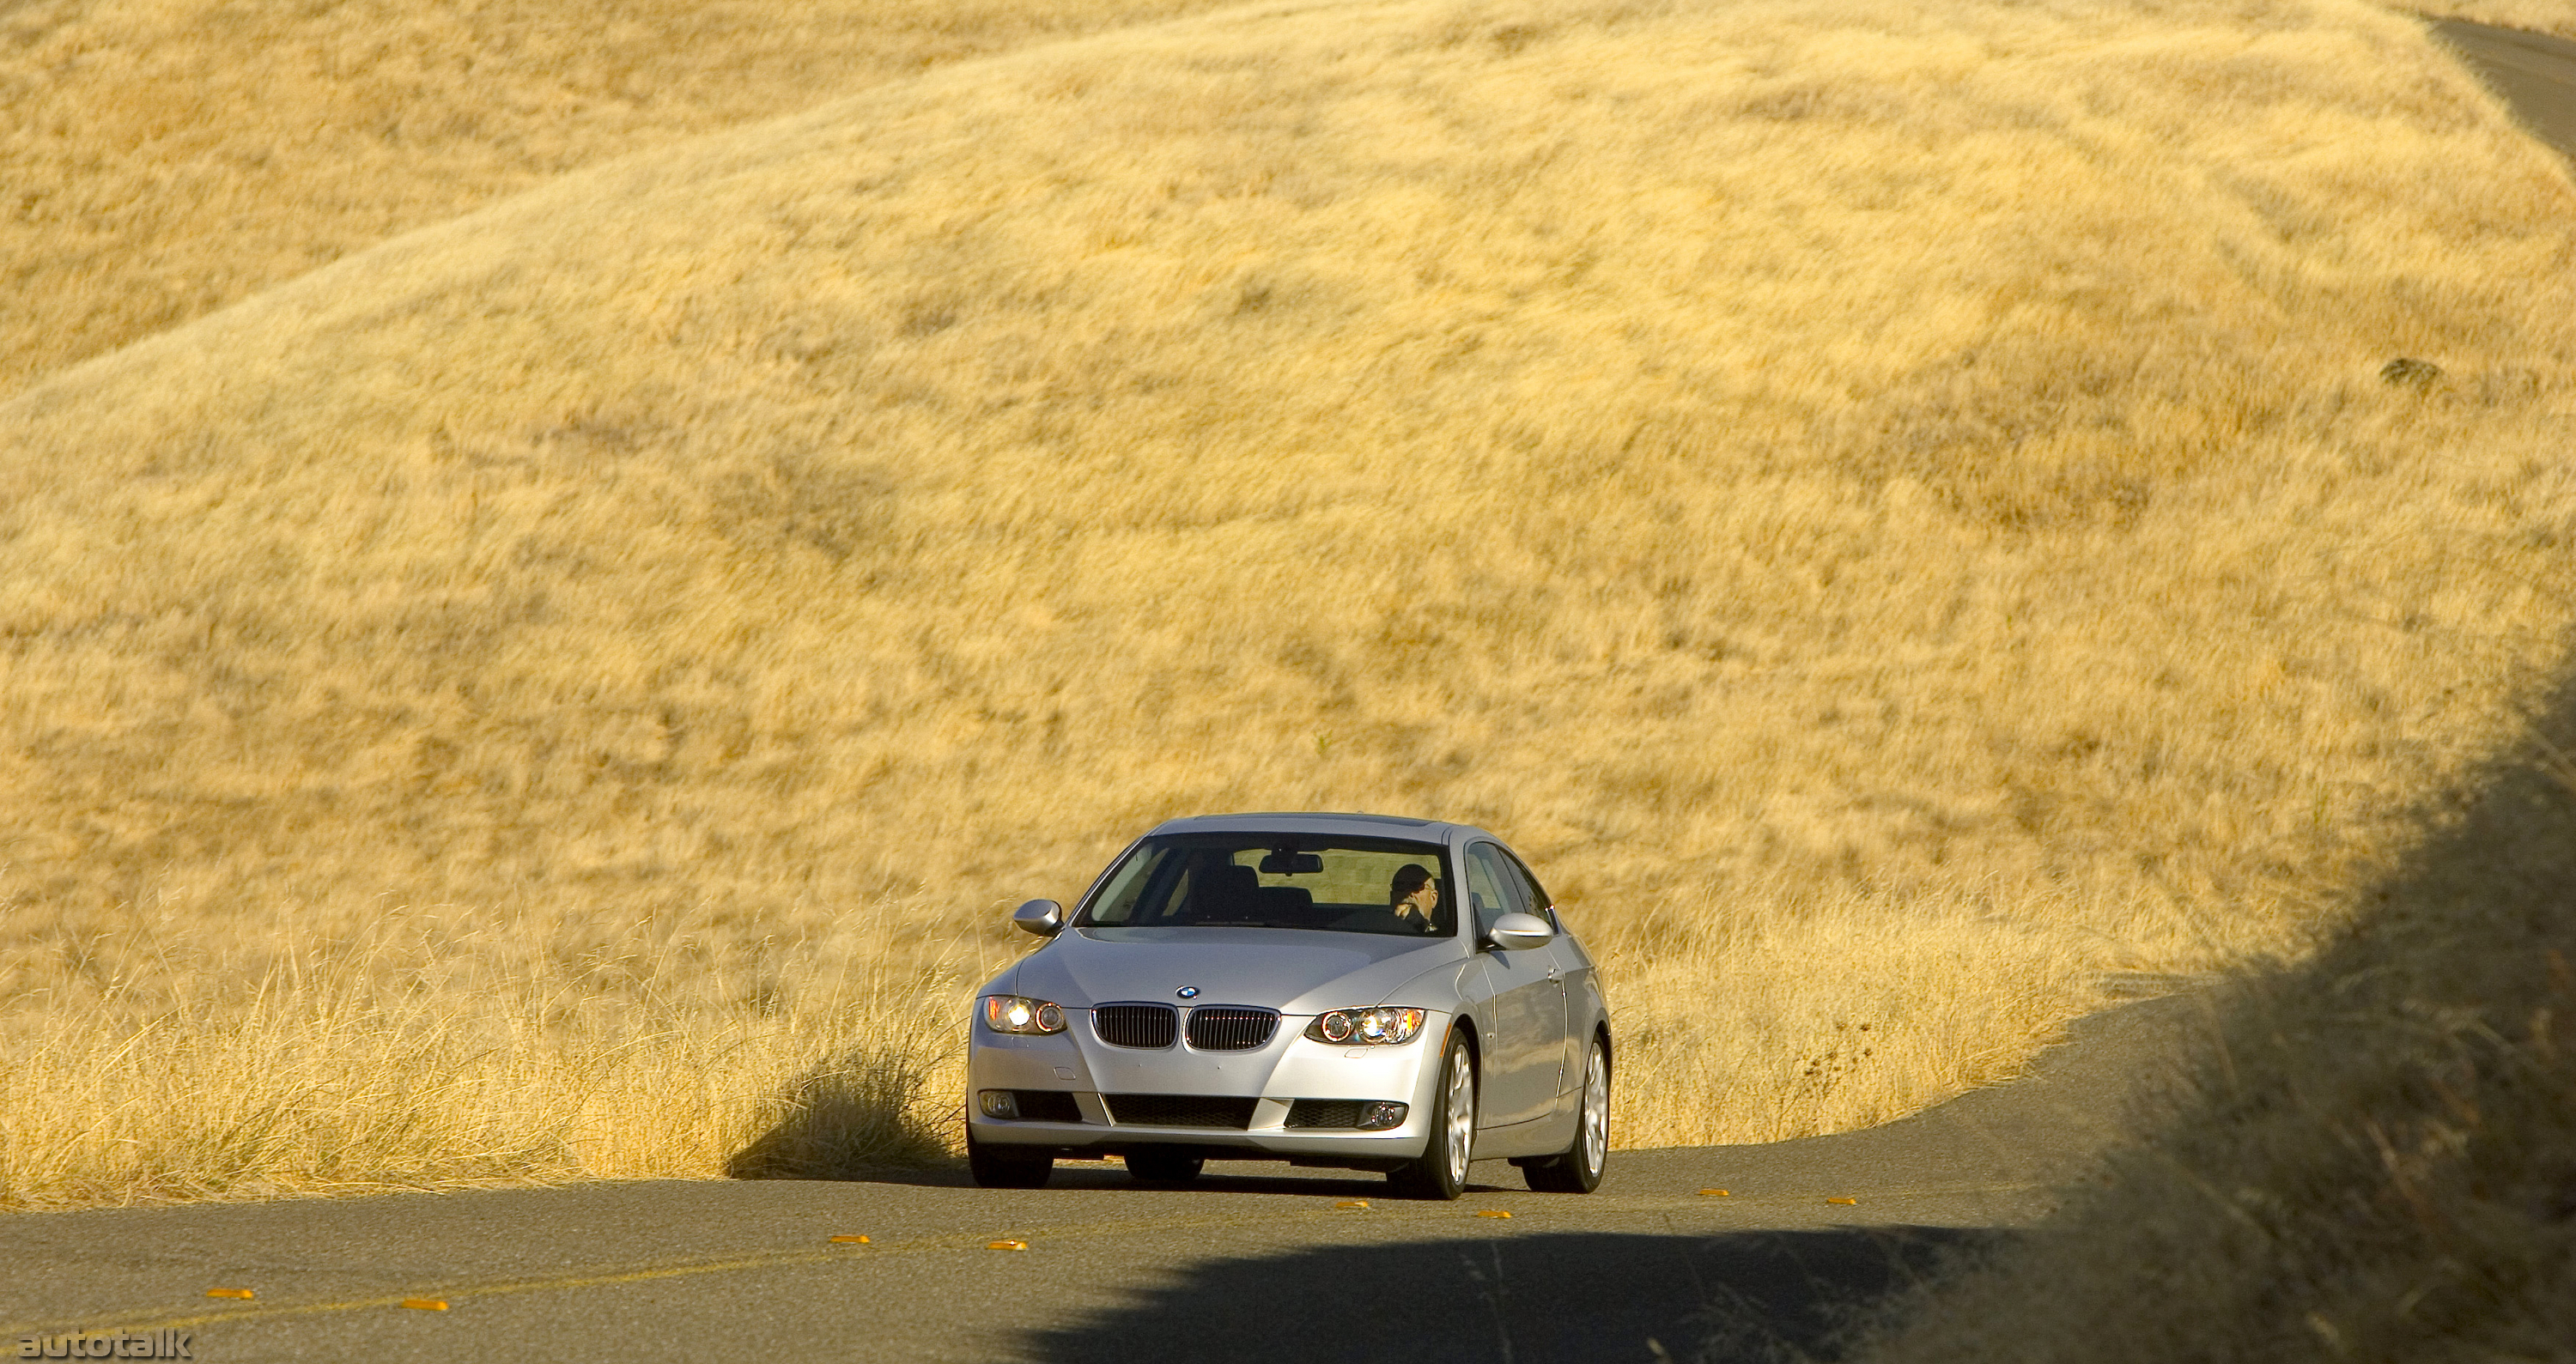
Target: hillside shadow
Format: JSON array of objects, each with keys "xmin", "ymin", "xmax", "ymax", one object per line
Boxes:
[
  {"xmin": 2300, "ymin": 653, "xmax": 2576, "ymax": 1007},
  {"xmin": 2149, "ymin": 640, "xmax": 2576, "ymax": 1135},
  {"xmin": 1018, "ymin": 1225, "xmax": 2009, "ymax": 1364},
  {"xmin": 1837, "ymin": 647, "xmax": 2576, "ymax": 1360}
]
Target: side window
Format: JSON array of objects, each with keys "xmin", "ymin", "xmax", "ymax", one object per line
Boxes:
[
  {"xmin": 1465, "ymin": 844, "xmax": 1522, "ymax": 938},
  {"xmin": 1498, "ymin": 849, "xmax": 1557, "ymax": 930}
]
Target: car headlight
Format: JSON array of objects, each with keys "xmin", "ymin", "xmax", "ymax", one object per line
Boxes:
[
  {"xmin": 981, "ymin": 995, "xmax": 1067, "ymax": 1034},
  {"xmin": 1303, "ymin": 1006, "xmax": 1426, "ymax": 1046}
]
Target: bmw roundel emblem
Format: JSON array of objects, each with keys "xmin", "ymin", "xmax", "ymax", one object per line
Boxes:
[{"xmin": 1176, "ymin": 986, "xmax": 1200, "ymax": 999}]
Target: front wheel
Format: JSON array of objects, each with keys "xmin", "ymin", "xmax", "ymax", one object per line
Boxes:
[
  {"xmin": 1389, "ymin": 1031, "xmax": 1475, "ymax": 1201},
  {"xmin": 967, "ymin": 1128, "xmax": 1054, "ymax": 1189},
  {"xmin": 1523, "ymin": 1036, "xmax": 1607, "ymax": 1193}
]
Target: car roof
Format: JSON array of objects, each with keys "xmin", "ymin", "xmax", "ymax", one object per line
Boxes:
[{"xmin": 1145, "ymin": 811, "xmax": 1498, "ymax": 845}]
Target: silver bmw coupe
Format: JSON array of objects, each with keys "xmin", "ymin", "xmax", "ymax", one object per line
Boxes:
[{"xmin": 965, "ymin": 812, "xmax": 1611, "ymax": 1199}]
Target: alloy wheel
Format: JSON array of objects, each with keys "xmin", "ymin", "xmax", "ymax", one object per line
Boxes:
[
  {"xmin": 1444, "ymin": 1043, "xmax": 1475, "ymax": 1188},
  {"xmin": 1579, "ymin": 1045, "xmax": 1608, "ymax": 1176}
]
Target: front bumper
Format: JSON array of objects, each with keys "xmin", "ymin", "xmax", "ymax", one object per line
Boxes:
[{"xmin": 965, "ymin": 1009, "xmax": 1449, "ymax": 1161}]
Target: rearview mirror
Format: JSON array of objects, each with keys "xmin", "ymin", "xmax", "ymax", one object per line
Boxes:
[
  {"xmin": 1485, "ymin": 912, "xmax": 1554, "ymax": 951},
  {"xmin": 1258, "ymin": 851, "xmax": 1324, "ymax": 875},
  {"xmin": 1012, "ymin": 899, "xmax": 1065, "ymax": 937}
]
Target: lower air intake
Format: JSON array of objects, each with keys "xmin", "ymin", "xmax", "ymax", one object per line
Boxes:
[
  {"xmin": 1285, "ymin": 1100, "xmax": 1364, "ymax": 1129},
  {"xmin": 1104, "ymin": 1094, "xmax": 1259, "ymax": 1129},
  {"xmin": 1286, "ymin": 1099, "xmax": 1407, "ymax": 1131},
  {"xmin": 1009, "ymin": 1090, "xmax": 1084, "ymax": 1123}
]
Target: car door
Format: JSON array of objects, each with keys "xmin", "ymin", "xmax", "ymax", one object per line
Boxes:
[
  {"xmin": 1499, "ymin": 846, "xmax": 1587, "ymax": 1104},
  {"xmin": 1463, "ymin": 842, "xmax": 1564, "ymax": 1128}
]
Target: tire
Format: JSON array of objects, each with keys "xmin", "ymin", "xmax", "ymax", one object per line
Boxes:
[
  {"xmin": 1523, "ymin": 1034, "xmax": 1608, "ymax": 1193},
  {"xmin": 1389, "ymin": 1031, "xmax": 1476, "ymax": 1201},
  {"xmin": 967, "ymin": 1128, "xmax": 1054, "ymax": 1189},
  {"xmin": 1124, "ymin": 1147, "xmax": 1206, "ymax": 1185}
]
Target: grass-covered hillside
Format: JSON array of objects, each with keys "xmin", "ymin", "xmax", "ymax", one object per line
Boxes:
[{"xmin": 3, "ymin": 0, "xmax": 2573, "ymax": 1205}]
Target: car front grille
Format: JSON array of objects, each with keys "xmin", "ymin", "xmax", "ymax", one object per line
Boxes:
[
  {"xmin": 1092, "ymin": 1004, "xmax": 1178, "ymax": 1049},
  {"xmin": 1285, "ymin": 1099, "xmax": 1364, "ymax": 1129},
  {"xmin": 1103, "ymin": 1094, "xmax": 1259, "ymax": 1129},
  {"xmin": 1184, "ymin": 1006, "xmax": 1279, "ymax": 1052}
]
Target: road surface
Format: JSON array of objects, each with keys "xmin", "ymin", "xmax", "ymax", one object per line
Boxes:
[
  {"xmin": 2436, "ymin": 18, "xmax": 2576, "ymax": 164},
  {"xmin": 0, "ymin": 997, "xmax": 2201, "ymax": 1363}
]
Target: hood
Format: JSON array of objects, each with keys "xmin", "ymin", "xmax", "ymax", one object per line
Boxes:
[{"xmin": 1002, "ymin": 926, "xmax": 1468, "ymax": 1015}]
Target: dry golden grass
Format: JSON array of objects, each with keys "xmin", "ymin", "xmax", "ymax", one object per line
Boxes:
[
  {"xmin": 3, "ymin": 0, "xmax": 2562, "ymax": 399},
  {"xmin": 4, "ymin": 0, "xmax": 2575, "ymax": 1206},
  {"xmin": 0, "ymin": 895, "xmax": 977, "ymax": 1207},
  {"xmin": 0, "ymin": 0, "xmax": 1232, "ymax": 396}
]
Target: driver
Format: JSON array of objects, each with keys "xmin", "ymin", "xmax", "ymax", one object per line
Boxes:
[{"xmin": 1389, "ymin": 863, "xmax": 1440, "ymax": 932}]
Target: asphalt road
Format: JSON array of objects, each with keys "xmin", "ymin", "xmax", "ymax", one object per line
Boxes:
[
  {"xmin": 0, "ymin": 997, "xmax": 2204, "ymax": 1363},
  {"xmin": 2435, "ymin": 18, "xmax": 2576, "ymax": 163}
]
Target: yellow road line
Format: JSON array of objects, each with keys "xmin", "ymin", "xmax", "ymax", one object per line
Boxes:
[
  {"xmin": 3, "ymin": 1252, "xmax": 839, "ymax": 1340},
  {"xmin": 0, "ymin": 1207, "xmax": 1339, "ymax": 1339}
]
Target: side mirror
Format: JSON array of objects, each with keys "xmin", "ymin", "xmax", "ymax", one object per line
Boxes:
[
  {"xmin": 1485, "ymin": 912, "xmax": 1555, "ymax": 951},
  {"xmin": 1012, "ymin": 899, "xmax": 1066, "ymax": 937}
]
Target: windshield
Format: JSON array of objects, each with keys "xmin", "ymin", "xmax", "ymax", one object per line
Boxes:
[{"xmin": 1078, "ymin": 834, "xmax": 1458, "ymax": 937}]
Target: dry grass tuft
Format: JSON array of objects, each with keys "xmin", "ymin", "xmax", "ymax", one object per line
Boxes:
[
  {"xmin": 3, "ymin": 0, "xmax": 2575, "ymax": 1205},
  {"xmin": 723, "ymin": 1043, "xmax": 957, "ymax": 1181}
]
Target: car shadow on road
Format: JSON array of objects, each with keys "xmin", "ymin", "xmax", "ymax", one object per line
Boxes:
[
  {"xmin": 1016, "ymin": 1224, "xmax": 2010, "ymax": 1364},
  {"xmin": 763, "ymin": 1153, "xmax": 1540, "ymax": 1196}
]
